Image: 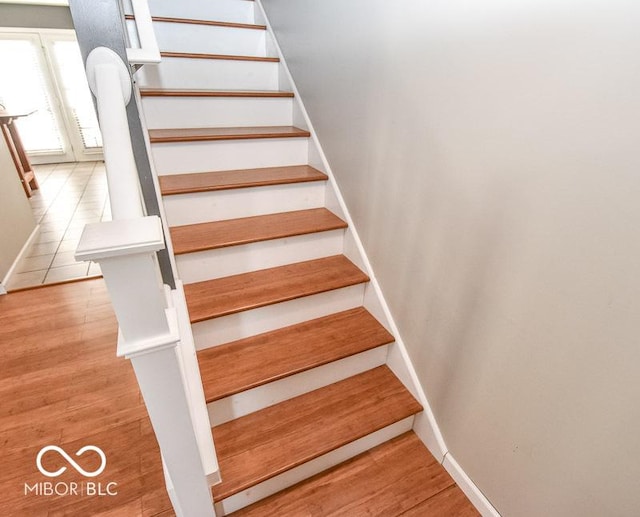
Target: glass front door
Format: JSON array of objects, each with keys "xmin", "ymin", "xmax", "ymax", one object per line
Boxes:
[{"xmin": 0, "ymin": 30, "xmax": 102, "ymax": 164}]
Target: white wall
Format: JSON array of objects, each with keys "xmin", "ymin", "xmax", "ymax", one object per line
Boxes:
[
  {"xmin": 261, "ymin": 1, "xmax": 640, "ymax": 515},
  {"xmin": 0, "ymin": 133, "xmax": 36, "ymax": 282},
  {"xmin": 0, "ymin": 4, "xmax": 73, "ymax": 30}
]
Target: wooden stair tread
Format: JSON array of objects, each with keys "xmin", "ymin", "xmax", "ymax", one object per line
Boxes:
[
  {"xmin": 184, "ymin": 255, "xmax": 369, "ymax": 323},
  {"xmin": 232, "ymin": 432, "xmax": 478, "ymax": 517},
  {"xmin": 198, "ymin": 307, "xmax": 394, "ymax": 402},
  {"xmin": 149, "ymin": 126, "xmax": 310, "ymax": 143},
  {"xmin": 396, "ymin": 486, "xmax": 480, "ymax": 517},
  {"xmin": 159, "ymin": 165, "xmax": 327, "ymax": 196},
  {"xmin": 171, "ymin": 208, "xmax": 347, "ymax": 255},
  {"xmin": 125, "ymin": 14, "xmax": 266, "ymax": 31},
  {"xmin": 160, "ymin": 51, "xmax": 279, "ymax": 62},
  {"xmin": 212, "ymin": 366, "xmax": 423, "ymax": 501},
  {"xmin": 140, "ymin": 89, "xmax": 294, "ymax": 98}
]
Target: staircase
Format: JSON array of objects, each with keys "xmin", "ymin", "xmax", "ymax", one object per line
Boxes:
[{"xmin": 124, "ymin": 0, "xmax": 478, "ymax": 514}]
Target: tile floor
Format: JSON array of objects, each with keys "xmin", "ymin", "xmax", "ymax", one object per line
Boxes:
[{"xmin": 6, "ymin": 161, "xmax": 111, "ymax": 291}]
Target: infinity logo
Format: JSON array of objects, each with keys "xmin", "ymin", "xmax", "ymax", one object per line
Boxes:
[{"xmin": 36, "ymin": 446, "xmax": 107, "ymax": 478}]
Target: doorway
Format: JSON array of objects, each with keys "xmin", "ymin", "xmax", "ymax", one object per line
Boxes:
[
  {"xmin": 0, "ymin": 27, "xmax": 108, "ymax": 291},
  {"xmin": 0, "ymin": 29, "xmax": 102, "ymax": 164}
]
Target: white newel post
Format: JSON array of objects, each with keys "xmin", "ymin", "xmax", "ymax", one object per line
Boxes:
[{"xmin": 74, "ymin": 46, "xmax": 216, "ymax": 517}]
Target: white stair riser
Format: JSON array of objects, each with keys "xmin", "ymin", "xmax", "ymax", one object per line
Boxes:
[
  {"xmin": 209, "ymin": 345, "xmax": 389, "ymax": 426},
  {"xmin": 215, "ymin": 416, "xmax": 415, "ymax": 515},
  {"xmin": 123, "ymin": 0, "xmax": 255, "ymax": 24},
  {"xmin": 192, "ymin": 284, "xmax": 365, "ymax": 349},
  {"xmin": 176, "ymin": 229, "xmax": 345, "ymax": 283},
  {"xmin": 152, "ymin": 138, "xmax": 307, "ymax": 175},
  {"xmin": 135, "ymin": 58, "xmax": 279, "ymax": 90},
  {"xmin": 127, "ymin": 21, "xmax": 266, "ymax": 56},
  {"xmin": 142, "ymin": 96, "xmax": 293, "ymax": 129},
  {"xmin": 163, "ymin": 182, "xmax": 325, "ymax": 226}
]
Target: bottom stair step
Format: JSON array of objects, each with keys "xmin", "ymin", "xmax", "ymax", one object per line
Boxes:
[
  {"xmin": 232, "ymin": 432, "xmax": 479, "ymax": 516},
  {"xmin": 212, "ymin": 366, "xmax": 422, "ymax": 502}
]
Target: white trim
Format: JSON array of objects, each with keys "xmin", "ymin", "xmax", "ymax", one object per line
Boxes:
[
  {"xmin": 0, "ymin": 1, "xmax": 68, "ymax": 6},
  {"xmin": 170, "ymin": 281, "xmax": 221, "ymax": 486},
  {"xmin": 74, "ymin": 216, "xmax": 164, "ymax": 261},
  {"xmin": 0, "ymin": 28, "xmax": 74, "ymax": 35},
  {"xmin": 116, "ymin": 309, "xmax": 180, "ymax": 358},
  {"xmin": 255, "ymin": 0, "xmax": 448, "ymax": 461},
  {"xmin": 1, "ymin": 223, "xmax": 40, "ymax": 289},
  {"xmin": 129, "ymin": 85, "xmax": 181, "ymax": 281},
  {"xmin": 127, "ymin": 0, "xmax": 161, "ymax": 65},
  {"xmin": 443, "ymin": 453, "xmax": 501, "ymax": 517}
]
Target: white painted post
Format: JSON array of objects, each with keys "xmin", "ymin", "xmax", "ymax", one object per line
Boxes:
[
  {"xmin": 75, "ymin": 217, "xmax": 215, "ymax": 517},
  {"xmin": 127, "ymin": 345, "xmax": 214, "ymax": 517}
]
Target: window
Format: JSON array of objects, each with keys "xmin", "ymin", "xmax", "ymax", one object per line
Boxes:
[
  {"xmin": 0, "ymin": 37, "xmax": 65, "ymax": 154},
  {"xmin": 0, "ymin": 30, "xmax": 103, "ymax": 163},
  {"xmin": 50, "ymin": 39, "xmax": 103, "ymax": 150}
]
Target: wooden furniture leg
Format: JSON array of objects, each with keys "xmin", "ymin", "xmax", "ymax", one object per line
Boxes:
[{"xmin": 1, "ymin": 118, "xmax": 39, "ymax": 198}]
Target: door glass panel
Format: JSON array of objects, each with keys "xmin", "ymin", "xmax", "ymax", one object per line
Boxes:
[
  {"xmin": 0, "ymin": 38, "xmax": 65, "ymax": 154},
  {"xmin": 50, "ymin": 40, "xmax": 103, "ymax": 150}
]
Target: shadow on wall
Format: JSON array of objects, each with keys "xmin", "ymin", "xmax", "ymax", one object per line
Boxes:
[{"xmin": 362, "ymin": 111, "xmax": 521, "ymax": 421}]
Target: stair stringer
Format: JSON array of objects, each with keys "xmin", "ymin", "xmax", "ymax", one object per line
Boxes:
[{"xmin": 254, "ymin": 0, "xmax": 448, "ymax": 462}]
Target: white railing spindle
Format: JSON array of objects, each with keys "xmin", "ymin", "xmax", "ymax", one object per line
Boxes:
[{"xmin": 127, "ymin": 0, "xmax": 161, "ymax": 65}]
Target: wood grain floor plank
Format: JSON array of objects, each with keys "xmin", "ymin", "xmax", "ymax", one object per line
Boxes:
[
  {"xmin": 171, "ymin": 208, "xmax": 347, "ymax": 254},
  {"xmin": 400, "ymin": 485, "xmax": 480, "ymax": 516},
  {"xmin": 198, "ymin": 307, "xmax": 394, "ymax": 402},
  {"xmin": 141, "ymin": 89, "xmax": 293, "ymax": 98},
  {"xmin": 0, "ymin": 280, "xmax": 173, "ymax": 516},
  {"xmin": 185, "ymin": 255, "xmax": 369, "ymax": 323},
  {"xmin": 149, "ymin": 125, "xmax": 309, "ymax": 143},
  {"xmin": 160, "ymin": 51, "xmax": 279, "ymax": 62},
  {"xmin": 212, "ymin": 366, "xmax": 422, "ymax": 501},
  {"xmin": 232, "ymin": 432, "xmax": 462, "ymax": 517},
  {"xmin": 159, "ymin": 165, "xmax": 326, "ymax": 196}
]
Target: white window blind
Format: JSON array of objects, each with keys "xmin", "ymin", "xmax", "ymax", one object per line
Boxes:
[
  {"xmin": 51, "ymin": 40, "xmax": 103, "ymax": 150},
  {"xmin": 0, "ymin": 38, "xmax": 65, "ymax": 154}
]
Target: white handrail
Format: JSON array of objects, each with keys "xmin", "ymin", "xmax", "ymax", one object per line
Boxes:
[
  {"xmin": 127, "ymin": 0, "xmax": 161, "ymax": 65},
  {"xmin": 85, "ymin": 47, "xmax": 143, "ymax": 220}
]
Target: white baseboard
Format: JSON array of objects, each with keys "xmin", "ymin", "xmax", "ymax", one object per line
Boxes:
[
  {"xmin": 443, "ymin": 453, "xmax": 501, "ymax": 517},
  {"xmin": 1, "ymin": 224, "xmax": 40, "ymax": 290}
]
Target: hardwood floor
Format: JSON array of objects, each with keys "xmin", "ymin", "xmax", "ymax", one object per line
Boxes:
[
  {"xmin": 170, "ymin": 208, "xmax": 347, "ymax": 254},
  {"xmin": 184, "ymin": 255, "xmax": 369, "ymax": 323},
  {"xmin": 233, "ymin": 432, "xmax": 479, "ymax": 516},
  {"xmin": 148, "ymin": 126, "xmax": 309, "ymax": 143},
  {"xmin": 211, "ymin": 366, "xmax": 422, "ymax": 502},
  {"xmin": 198, "ymin": 307, "xmax": 394, "ymax": 402},
  {"xmin": 0, "ymin": 279, "xmax": 173, "ymax": 516},
  {"xmin": 158, "ymin": 165, "xmax": 327, "ymax": 197},
  {"xmin": 159, "ymin": 52, "xmax": 280, "ymax": 63}
]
